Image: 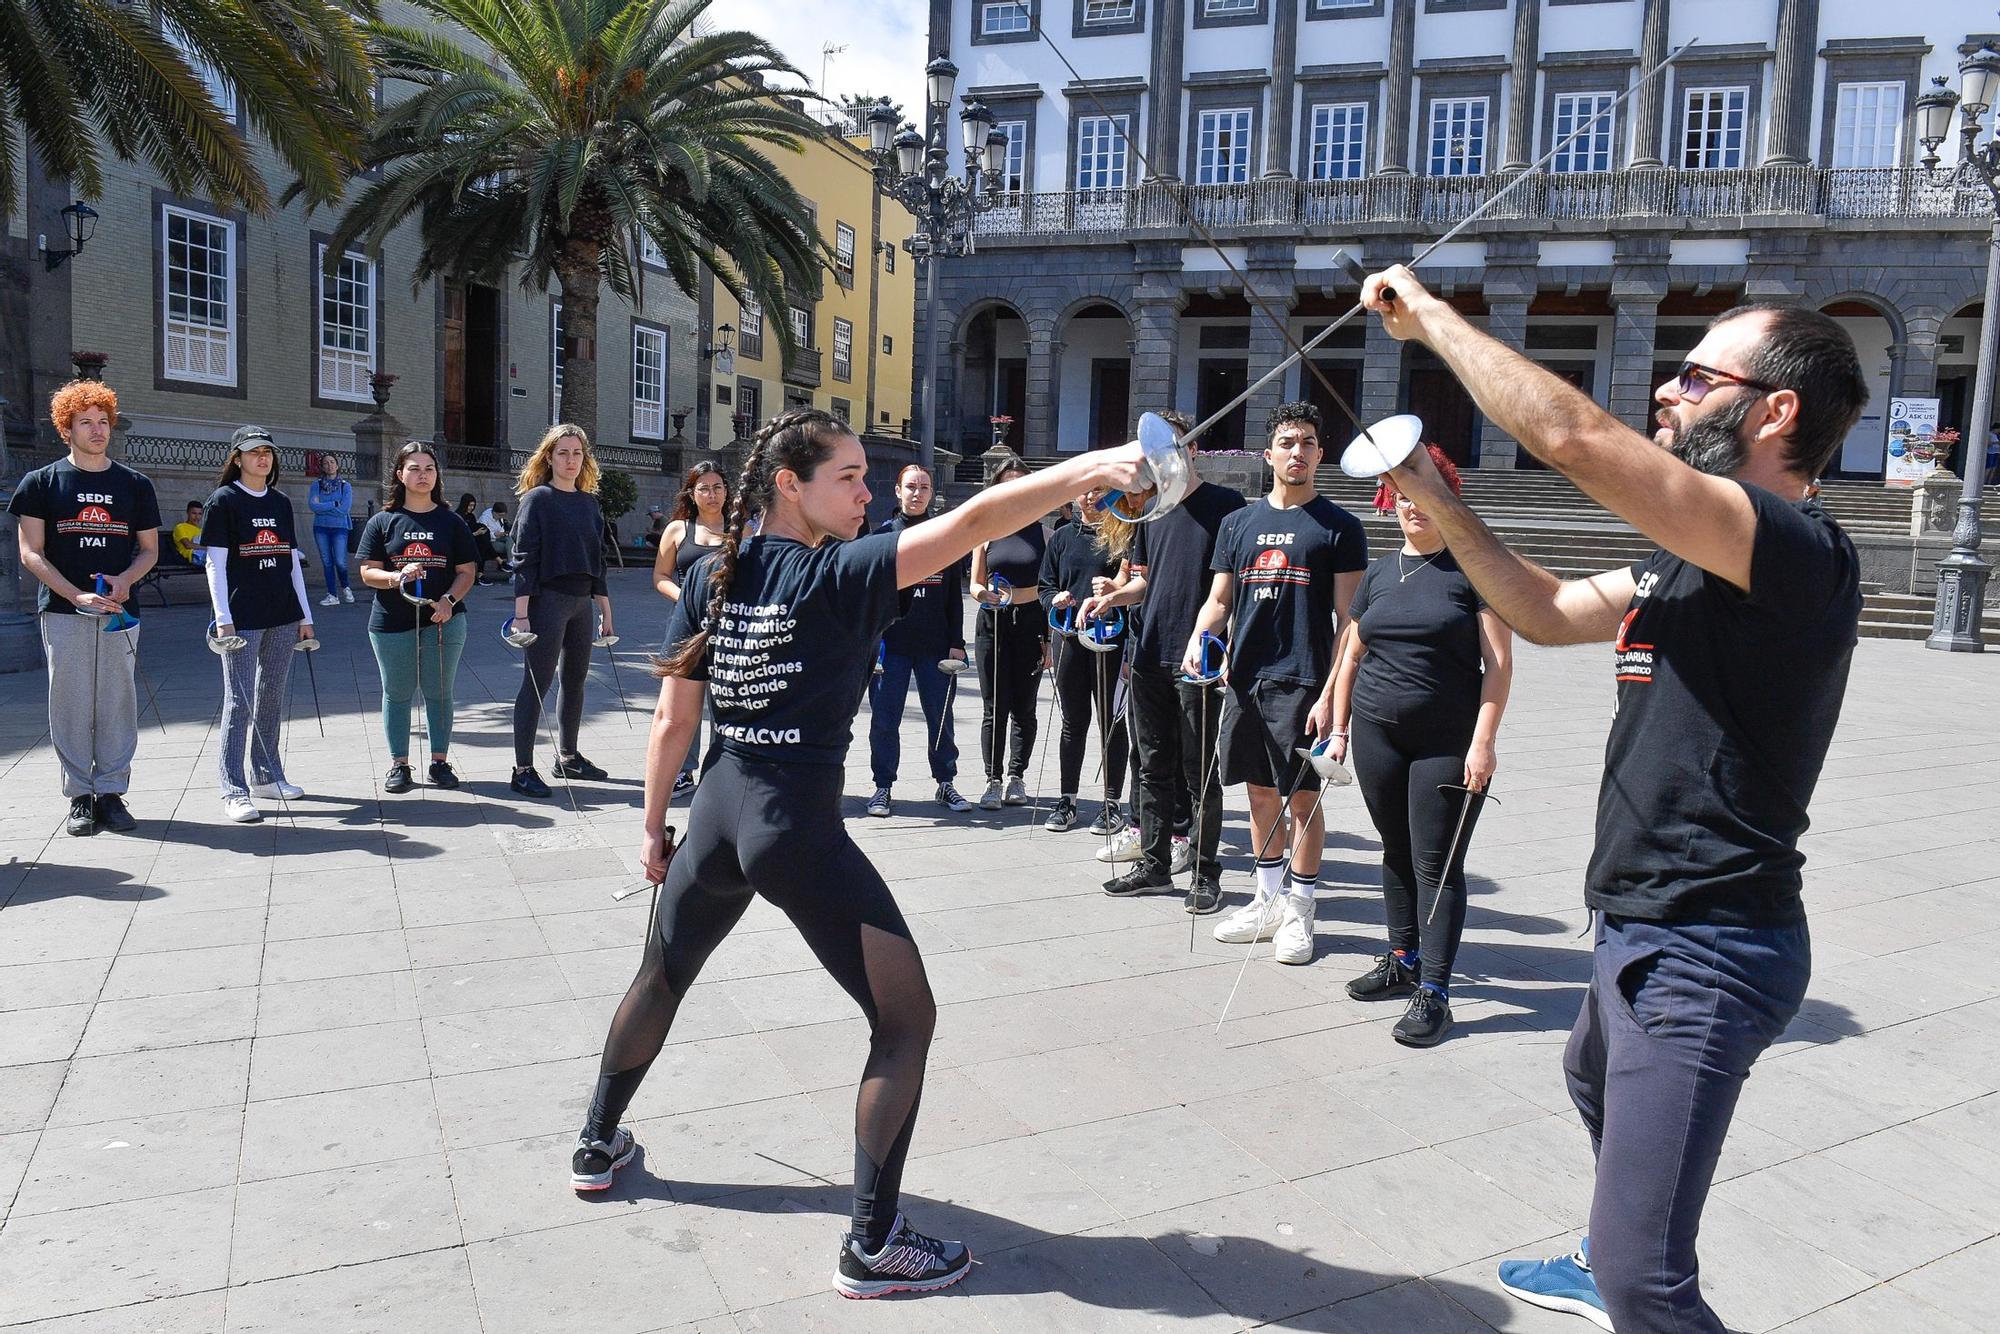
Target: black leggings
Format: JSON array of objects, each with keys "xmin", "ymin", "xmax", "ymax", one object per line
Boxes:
[
  {"xmin": 513, "ymin": 589, "xmax": 594, "ymax": 768},
  {"xmin": 975, "ymin": 604, "xmax": 1043, "ymax": 782},
  {"xmin": 1052, "ymin": 636, "xmax": 1126, "ymax": 801},
  {"xmin": 1349, "ymin": 708, "xmax": 1483, "ymax": 989},
  {"xmin": 585, "ymin": 753, "xmax": 935, "ymax": 1247}
]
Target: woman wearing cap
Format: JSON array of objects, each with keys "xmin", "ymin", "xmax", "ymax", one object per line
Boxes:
[
  {"xmin": 1323, "ymin": 444, "xmax": 1512, "ymax": 1048},
  {"xmin": 199, "ymin": 427, "xmax": 315, "ymax": 823},
  {"xmin": 355, "ymin": 443, "xmax": 479, "ymax": 794}
]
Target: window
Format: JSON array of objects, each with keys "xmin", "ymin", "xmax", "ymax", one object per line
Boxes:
[
  {"xmin": 832, "ymin": 318, "xmax": 854, "ymax": 381},
  {"xmin": 738, "ymin": 298, "xmax": 763, "ymax": 359},
  {"xmin": 790, "ymin": 305, "xmax": 813, "ymax": 349},
  {"xmin": 1551, "ymin": 92, "xmax": 1616, "ymax": 173},
  {"xmin": 316, "ymin": 245, "xmax": 375, "ymax": 403},
  {"xmin": 736, "ymin": 379, "xmax": 762, "ymax": 430},
  {"xmin": 1195, "ymin": 108, "xmax": 1253, "ymax": 184},
  {"xmin": 1204, "ymin": 0, "xmax": 1257, "ymax": 12},
  {"xmin": 1084, "ymin": 0, "xmax": 1134, "ymax": 20},
  {"xmin": 1427, "ymin": 97, "xmax": 1488, "ymax": 175},
  {"xmin": 1314, "ymin": 0, "xmax": 1371, "ymax": 7},
  {"xmin": 640, "ymin": 233, "xmax": 665, "ymax": 267},
  {"xmin": 830, "ymin": 397, "xmax": 852, "ymax": 424},
  {"xmin": 995, "ymin": 119, "xmax": 1028, "ymax": 191},
  {"xmin": 1075, "ymin": 114, "xmax": 1130, "ymax": 189},
  {"xmin": 982, "ymin": 0, "xmax": 1031, "ymax": 33},
  {"xmin": 632, "ymin": 326, "xmax": 666, "ymax": 439},
  {"xmin": 1681, "ymin": 87, "xmax": 1748, "ymax": 169},
  {"xmin": 163, "ymin": 22, "xmax": 236, "ymax": 121},
  {"xmin": 1833, "ymin": 81, "xmax": 1903, "ymax": 168},
  {"xmin": 1308, "ymin": 103, "xmax": 1367, "ymax": 180},
  {"xmin": 882, "ymin": 334, "xmax": 894, "ymax": 355},
  {"xmin": 834, "ymin": 223, "xmax": 856, "ymax": 288},
  {"xmin": 162, "ymin": 206, "xmax": 236, "ymax": 386},
  {"xmin": 883, "ymin": 243, "xmax": 897, "ymax": 273},
  {"xmin": 550, "ymin": 301, "xmax": 566, "ymax": 415}
]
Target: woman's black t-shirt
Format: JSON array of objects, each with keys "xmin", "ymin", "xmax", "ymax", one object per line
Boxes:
[
  {"xmin": 1348, "ymin": 548, "xmax": 1485, "ymax": 728},
  {"xmin": 355, "ymin": 507, "xmax": 480, "ymax": 633},
  {"xmin": 199, "ymin": 484, "xmax": 305, "ymax": 632},
  {"xmin": 668, "ymin": 531, "xmax": 904, "ymax": 766},
  {"xmin": 1039, "ymin": 521, "xmax": 1123, "ymax": 642},
  {"xmin": 981, "ymin": 522, "xmax": 1046, "ymax": 593}
]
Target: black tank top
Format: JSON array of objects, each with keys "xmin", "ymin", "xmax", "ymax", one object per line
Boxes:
[{"xmin": 674, "ymin": 521, "xmax": 724, "ymax": 583}]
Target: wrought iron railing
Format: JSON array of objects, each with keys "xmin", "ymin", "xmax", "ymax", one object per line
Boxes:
[{"xmin": 124, "ymin": 434, "xmax": 359, "ymax": 476}]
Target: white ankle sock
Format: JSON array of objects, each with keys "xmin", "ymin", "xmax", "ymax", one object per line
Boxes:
[{"xmin": 1254, "ymin": 858, "xmax": 1287, "ymax": 902}]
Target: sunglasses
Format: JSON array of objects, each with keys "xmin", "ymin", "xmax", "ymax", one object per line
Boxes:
[{"xmin": 1675, "ymin": 361, "xmax": 1781, "ymax": 404}]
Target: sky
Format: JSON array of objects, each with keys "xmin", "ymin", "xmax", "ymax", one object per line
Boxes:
[{"xmin": 727, "ymin": 0, "xmax": 932, "ymax": 128}]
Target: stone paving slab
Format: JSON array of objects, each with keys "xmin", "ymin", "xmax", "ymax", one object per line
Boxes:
[{"xmin": 0, "ymin": 569, "xmax": 1994, "ymax": 1331}]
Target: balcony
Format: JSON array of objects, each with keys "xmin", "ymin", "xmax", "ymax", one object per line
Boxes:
[
  {"xmin": 784, "ymin": 346, "xmax": 821, "ymax": 389},
  {"xmin": 967, "ymin": 166, "xmax": 1989, "ymax": 244}
]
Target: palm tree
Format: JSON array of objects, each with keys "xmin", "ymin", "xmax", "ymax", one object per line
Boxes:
[
  {"xmin": 0, "ymin": 0, "xmax": 375, "ymax": 219},
  {"xmin": 328, "ymin": 0, "xmax": 827, "ymax": 443}
]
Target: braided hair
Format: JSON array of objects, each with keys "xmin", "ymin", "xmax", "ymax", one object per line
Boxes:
[{"xmin": 654, "ymin": 408, "xmax": 852, "ymax": 679}]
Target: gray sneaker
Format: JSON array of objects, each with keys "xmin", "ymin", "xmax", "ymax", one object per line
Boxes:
[
  {"xmin": 978, "ymin": 780, "xmax": 1004, "ymax": 810},
  {"xmin": 935, "ymin": 783, "xmax": 972, "ymax": 813},
  {"xmin": 1002, "ymin": 776, "xmax": 1029, "ymax": 806},
  {"xmin": 1089, "ymin": 800, "xmax": 1122, "ymax": 836},
  {"xmin": 865, "ymin": 787, "xmax": 892, "ymax": 818}
]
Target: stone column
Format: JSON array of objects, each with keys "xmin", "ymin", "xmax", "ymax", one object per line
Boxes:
[
  {"xmin": 1379, "ymin": 0, "xmax": 1417, "ymax": 175},
  {"xmin": 1477, "ymin": 278, "xmax": 1530, "ymax": 467},
  {"xmin": 1131, "ymin": 242, "xmax": 1184, "ymax": 418},
  {"xmin": 1502, "ymin": 0, "xmax": 1542, "ymax": 172},
  {"xmin": 1629, "ymin": 0, "xmax": 1671, "ymax": 167},
  {"xmin": 1360, "ymin": 238, "xmax": 1415, "ymax": 420},
  {"xmin": 1265, "ymin": 0, "xmax": 1301, "ymax": 178},
  {"xmin": 1025, "ymin": 323, "xmax": 1064, "ymax": 456},
  {"xmin": 1899, "ymin": 317, "xmax": 1943, "ymax": 398},
  {"xmin": 1764, "ymin": 0, "xmax": 1819, "ymax": 166},
  {"xmin": 1609, "ymin": 234, "xmax": 1670, "ymax": 432},
  {"xmin": 1243, "ymin": 243, "xmax": 1297, "ymax": 441},
  {"xmin": 1745, "ymin": 231, "xmax": 1810, "ymax": 303},
  {"xmin": 1148, "ymin": 0, "xmax": 1188, "ymax": 178}
]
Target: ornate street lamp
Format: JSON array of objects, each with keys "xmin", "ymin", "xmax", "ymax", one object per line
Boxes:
[{"xmin": 41, "ymin": 200, "xmax": 98, "ymax": 272}]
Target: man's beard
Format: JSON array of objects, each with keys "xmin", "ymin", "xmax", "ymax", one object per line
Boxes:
[{"xmin": 1664, "ymin": 394, "xmax": 1756, "ymax": 476}]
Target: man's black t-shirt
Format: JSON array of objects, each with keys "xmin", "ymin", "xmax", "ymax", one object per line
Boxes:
[
  {"xmin": 1039, "ymin": 521, "xmax": 1124, "ymax": 642},
  {"xmin": 1349, "ymin": 549, "xmax": 1486, "ymax": 729},
  {"xmin": 354, "ymin": 507, "xmax": 480, "ymax": 634},
  {"xmin": 1128, "ymin": 481, "xmax": 1246, "ymax": 670},
  {"xmin": 7, "ymin": 459, "xmax": 161, "ymax": 614},
  {"xmin": 878, "ymin": 513, "xmax": 964, "ymax": 658},
  {"xmin": 1211, "ymin": 494, "xmax": 1368, "ymax": 686},
  {"xmin": 199, "ymin": 483, "xmax": 304, "ymax": 632},
  {"xmin": 1588, "ymin": 484, "xmax": 1861, "ymax": 927},
  {"xmin": 982, "ymin": 523, "xmax": 1045, "ymax": 592},
  {"xmin": 669, "ymin": 531, "xmax": 904, "ymax": 766}
]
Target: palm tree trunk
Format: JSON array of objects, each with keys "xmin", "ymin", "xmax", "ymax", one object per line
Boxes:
[{"xmin": 555, "ymin": 245, "xmax": 603, "ymax": 441}]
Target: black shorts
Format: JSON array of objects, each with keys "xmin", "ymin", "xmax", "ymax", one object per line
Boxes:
[{"xmin": 1219, "ymin": 678, "xmax": 1320, "ymax": 790}]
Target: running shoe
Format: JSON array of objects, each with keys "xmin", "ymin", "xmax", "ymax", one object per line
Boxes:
[
  {"xmin": 1002, "ymin": 776, "xmax": 1029, "ymax": 806},
  {"xmin": 341, "ymin": 587, "xmax": 355, "ymax": 604},
  {"xmin": 222, "ymin": 795, "xmax": 263, "ymax": 824},
  {"xmin": 1103, "ymin": 865, "xmax": 1174, "ymax": 897},
  {"xmin": 318, "ymin": 593, "xmax": 340, "ymax": 608},
  {"xmin": 834, "ymin": 1213, "xmax": 972, "ymax": 1299},
  {"xmin": 383, "ymin": 763, "xmax": 414, "ymax": 794},
  {"xmin": 1169, "ymin": 835, "xmax": 1193, "ymax": 875},
  {"xmin": 1272, "ymin": 896, "xmax": 1316, "ymax": 966},
  {"xmin": 1184, "ymin": 871, "xmax": 1223, "ymax": 916},
  {"xmin": 569, "ymin": 1127, "xmax": 638, "ymax": 1192},
  {"xmin": 978, "ymin": 780, "xmax": 1004, "ymax": 810},
  {"xmin": 1394, "ymin": 988, "xmax": 1453, "ymax": 1047},
  {"xmin": 1094, "ymin": 825, "xmax": 1142, "ymax": 863},
  {"xmin": 1347, "ymin": 952, "xmax": 1420, "ymax": 1002},
  {"xmin": 672, "ymin": 771, "xmax": 696, "ymax": 796},
  {"xmin": 427, "ymin": 761, "xmax": 460, "ymax": 789},
  {"xmin": 251, "ymin": 780, "xmax": 304, "ymax": 801},
  {"xmin": 1089, "ymin": 800, "xmax": 1122, "ymax": 836},
  {"xmin": 93, "ymin": 794, "xmax": 136, "ymax": 833},
  {"xmin": 935, "ymin": 783, "xmax": 972, "ymax": 813},
  {"xmin": 66, "ymin": 795, "xmax": 97, "ymax": 837},
  {"xmin": 866, "ymin": 787, "xmax": 893, "ymax": 818},
  {"xmin": 510, "ymin": 767, "xmax": 552, "ymax": 798},
  {"xmin": 1044, "ymin": 796, "xmax": 1078, "ymax": 831},
  {"xmin": 1497, "ymin": 1241, "xmax": 1611, "ymax": 1331},
  {"xmin": 555, "ymin": 753, "xmax": 607, "ymax": 781},
  {"xmin": 1213, "ymin": 895, "xmax": 1281, "ymax": 945}
]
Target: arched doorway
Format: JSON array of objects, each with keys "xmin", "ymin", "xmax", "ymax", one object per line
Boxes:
[
  {"xmin": 1818, "ymin": 297, "xmax": 1903, "ymax": 480},
  {"xmin": 1056, "ymin": 301, "xmax": 1134, "ymax": 451},
  {"xmin": 955, "ymin": 304, "xmax": 1029, "ymax": 455}
]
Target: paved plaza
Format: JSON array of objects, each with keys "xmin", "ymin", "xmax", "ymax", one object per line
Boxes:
[{"xmin": 0, "ymin": 569, "xmax": 1995, "ymax": 1332}]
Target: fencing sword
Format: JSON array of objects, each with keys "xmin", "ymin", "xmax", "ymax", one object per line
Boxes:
[
  {"xmin": 1212, "ymin": 745, "xmax": 1319, "ymax": 1034},
  {"xmin": 1023, "ymin": 597, "xmax": 1064, "ymax": 828},
  {"xmin": 593, "ymin": 617, "xmax": 634, "ymax": 731},
  {"xmin": 292, "ymin": 633, "xmax": 324, "ymax": 737},
  {"xmin": 978, "ymin": 573, "xmax": 1014, "ymax": 806},
  {"xmin": 501, "ymin": 610, "xmax": 581, "ymax": 813},
  {"xmin": 934, "ymin": 653, "xmax": 969, "ymax": 756},
  {"xmin": 1425, "ymin": 782, "xmax": 1498, "ymax": 928},
  {"xmin": 1179, "ymin": 630, "xmax": 1227, "ymax": 946},
  {"xmin": 1075, "ymin": 605, "xmax": 1124, "ymax": 855},
  {"xmin": 398, "ymin": 570, "xmax": 434, "ymax": 758},
  {"xmin": 84, "ymin": 575, "xmax": 166, "ymax": 737}
]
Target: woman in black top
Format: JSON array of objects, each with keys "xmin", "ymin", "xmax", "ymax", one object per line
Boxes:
[
  {"xmin": 510, "ymin": 424, "xmax": 614, "ymax": 797},
  {"xmin": 354, "ymin": 443, "xmax": 479, "ymax": 793},
  {"xmin": 653, "ymin": 460, "xmax": 731, "ymax": 794},
  {"xmin": 968, "ymin": 456, "xmax": 1047, "ymax": 810},
  {"xmin": 570, "ymin": 409, "xmax": 1148, "ymax": 1298},
  {"xmin": 454, "ymin": 492, "xmax": 499, "ymax": 581},
  {"xmin": 1326, "ymin": 444, "xmax": 1513, "ymax": 1048},
  {"xmin": 1038, "ymin": 487, "xmax": 1128, "ymax": 836}
]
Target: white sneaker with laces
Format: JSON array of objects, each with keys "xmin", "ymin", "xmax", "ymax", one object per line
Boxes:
[
  {"xmin": 251, "ymin": 780, "xmax": 304, "ymax": 801},
  {"xmin": 1213, "ymin": 895, "xmax": 1281, "ymax": 944},
  {"xmin": 319, "ymin": 594, "xmax": 340, "ymax": 607},
  {"xmin": 341, "ymin": 587, "xmax": 355, "ymax": 603},
  {"xmin": 1094, "ymin": 825, "xmax": 1142, "ymax": 863},
  {"xmin": 1273, "ymin": 895, "xmax": 1316, "ymax": 965},
  {"xmin": 1169, "ymin": 835, "xmax": 1193, "ymax": 875},
  {"xmin": 222, "ymin": 795, "xmax": 263, "ymax": 824}
]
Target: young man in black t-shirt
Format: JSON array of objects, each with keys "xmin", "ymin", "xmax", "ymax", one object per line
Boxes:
[
  {"xmin": 8, "ymin": 381, "xmax": 159, "ymax": 836},
  {"xmin": 1187, "ymin": 402, "xmax": 1367, "ymax": 965},
  {"xmin": 1359, "ymin": 266, "xmax": 1868, "ymax": 1334}
]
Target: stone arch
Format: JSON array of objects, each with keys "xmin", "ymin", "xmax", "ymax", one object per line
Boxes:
[{"xmin": 1053, "ymin": 299, "xmax": 1139, "ymax": 451}]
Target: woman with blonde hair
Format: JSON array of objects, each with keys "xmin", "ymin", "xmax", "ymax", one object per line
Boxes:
[{"xmin": 509, "ymin": 423, "xmax": 613, "ymax": 797}]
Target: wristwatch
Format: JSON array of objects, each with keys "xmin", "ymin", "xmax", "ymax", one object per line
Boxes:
[{"xmin": 440, "ymin": 593, "xmax": 457, "ymax": 609}]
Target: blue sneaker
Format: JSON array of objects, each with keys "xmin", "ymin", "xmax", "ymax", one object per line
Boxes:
[{"xmin": 1497, "ymin": 1239, "xmax": 1612, "ymax": 1331}]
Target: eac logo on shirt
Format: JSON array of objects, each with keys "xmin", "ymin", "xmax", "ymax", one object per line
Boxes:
[
  {"xmin": 251, "ymin": 529, "xmax": 284, "ymax": 547},
  {"xmin": 78, "ymin": 505, "xmax": 113, "ymax": 525}
]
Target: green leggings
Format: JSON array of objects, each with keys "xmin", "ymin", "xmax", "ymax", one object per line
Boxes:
[{"xmin": 369, "ymin": 615, "xmax": 468, "ymax": 760}]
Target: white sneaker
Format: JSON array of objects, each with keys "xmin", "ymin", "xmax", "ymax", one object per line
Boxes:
[
  {"xmin": 1213, "ymin": 895, "xmax": 1281, "ymax": 944},
  {"xmin": 251, "ymin": 780, "xmax": 304, "ymax": 801},
  {"xmin": 319, "ymin": 594, "xmax": 340, "ymax": 607},
  {"xmin": 1094, "ymin": 825, "xmax": 1142, "ymax": 863},
  {"xmin": 341, "ymin": 588, "xmax": 354, "ymax": 604},
  {"xmin": 1169, "ymin": 835, "xmax": 1193, "ymax": 875},
  {"xmin": 1273, "ymin": 896, "xmax": 1316, "ymax": 966},
  {"xmin": 222, "ymin": 795, "xmax": 263, "ymax": 824}
]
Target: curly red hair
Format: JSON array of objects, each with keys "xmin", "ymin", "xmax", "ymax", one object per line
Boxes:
[
  {"xmin": 1373, "ymin": 443, "xmax": 1461, "ymax": 512},
  {"xmin": 50, "ymin": 380, "xmax": 119, "ymax": 434}
]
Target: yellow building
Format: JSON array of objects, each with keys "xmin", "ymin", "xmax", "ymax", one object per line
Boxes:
[{"xmin": 700, "ymin": 118, "xmax": 916, "ymax": 448}]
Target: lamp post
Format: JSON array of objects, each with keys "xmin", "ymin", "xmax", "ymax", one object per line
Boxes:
[
  {"xmin": 862, "ymin": 57, "xmax": 1007, "ymax": 476},
  {"xmin": 1917, "ymin": 50, "xmax": 1999, "ymax": 651},
  {"xmin": 39, "ymin": 200, "xmax": 98, "ymax": 272}
]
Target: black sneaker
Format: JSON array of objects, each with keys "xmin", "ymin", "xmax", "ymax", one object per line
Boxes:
[
  {"xmin": 672, "ymin": 770, "xmax": 696, "ymax": 796},
  {"xmin": 1089, "ymin": 800, "xmax": 1122, "ymax": 836},
  {"xmin": 1103, "ymin": 865, "xmax": 1174, "ymax": 897},
  {"xmin": 569, "ymin": 1127, "xmax": 637, "ymax": 1192},
  {"xmin": 1043, "ymin": 796, "xmax": 1078, "ymax": 832},
  {"xmin": 1347, "ymin": 952, "xmax": 1420, "ymax": 1002},
  {"xmin": 66, "ymin": 795, "xmax": 97, "ymax": 837},
  {"xmin": 554, "ymin": 753, "xmax": 608, "ymax": 781},
  {"xmin": 382, "ymin": 763, "xmax": 414, "ymax": 795},
  {"xmin": 834, "ymin": 1213, "xmax": 973, "ymax": 1299},
  {"xmin": 427, "ymin": 760, "xmax": 460, "ymax": 789},
  {"xmin": 1184, "ymin": 871, "xmax": 1223, "ymax": 916},
  {"xmin": 1394, "ymin": 988, "xmax": 1453, "ymax": 1047},
  {"xmin": 93, "ymin": 794, "xmax": 136, "ymax": 833},
  {"xmin": 511, "ymin": 767, "xmax": 552, "ymax": 798}
]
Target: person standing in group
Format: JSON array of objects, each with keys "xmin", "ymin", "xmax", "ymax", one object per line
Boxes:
[
  {"xmin": 354, "ymin": 442, "xmax": 479, "ymax": 794},
  {"xmin": 1356, "ymin": 265, "xmax": 1868, "ymax": 1334},
  {"xmin": 865, "ymin": 464, "xmax": 973, "ymax": 818},
  {"xmin": 9, "ymin": 380, "xmax": 159, "ymax": 836},
  {"xmin": 1193, "ymin": 402, "xmax": 1369, "ymax": 964},
  {"xmin": 172, "ymin": 501, "xmax": 205, "ymax": 565},
  {"xmin": 455, "ymin": 492, "xmax": 500, "ymax": 582},
  {"xmin": 655, "ymin": 461, "xmax": 731, "ymax": 797},
  {"xmin": 199, "ymin": 427, "xmax": 316, "ymax": 824},
  {"xmin": 570, "ymin": 408, "xmax": 1150, "ymax": 1298},
  {"xmin": 968, "ymin": 454, "xmax": 1046, "ymax": 810},
  {"xmin": 306, "ymin": 451, "xmax": 355, "ymax": 607},
  {"xmin": 1038, "ymin": 486, "xmax": 1127, "ymax": 836},
  {"xmin": 510, "ymin": 424, "xmax": 614, "ymax": 797},
  {"xmin": 1322, "ymin": 445, "xmax": 1512, "ymax": 1046},
  {"xmin": 1082, "ymin": 411, "xmax": 1244, "ymax": 912}
]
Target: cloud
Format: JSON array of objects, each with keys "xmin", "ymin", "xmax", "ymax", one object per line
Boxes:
[{"xmin": 727, "ymin": 0, "xmax": 931, "ymax": 122}]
